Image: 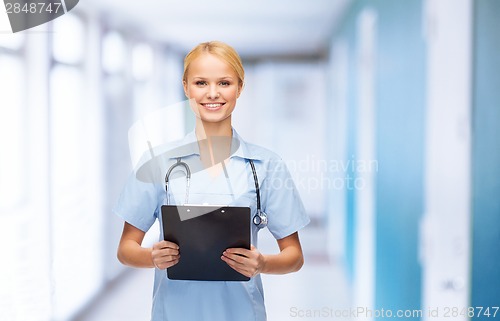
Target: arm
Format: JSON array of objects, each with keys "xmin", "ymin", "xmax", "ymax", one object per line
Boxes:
[
  {"xmin": 117, "ymin": 222, "xmax": 179, "ymax": 269},
  {"xmin": 261, "ymin": 232, "xmax": 304, "ymax": 274},
  {"xmin": 221, "ymin": 232, "xmax": 304, "ymax": 277}
]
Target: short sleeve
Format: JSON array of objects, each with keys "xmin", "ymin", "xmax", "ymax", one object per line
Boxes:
[
  {"xmin": 113, "ymin": 170, "xmax": 161, "ymax": 233},
  {"xmin": 262, "ymin": 159, "xmax": 310, "ymax": 240}
]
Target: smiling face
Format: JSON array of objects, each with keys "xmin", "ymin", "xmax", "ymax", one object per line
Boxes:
[{"xmin": 183, "ymin": 53, "xmax": 242, "ymax": 126}]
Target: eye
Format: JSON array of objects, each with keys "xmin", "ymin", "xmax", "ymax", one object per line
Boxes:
[
  {"xmin": 219, "ymin": 81, "xmax": 230, "ymax": 86},
  {"xmin": 195, "ymin": 80, "xmax": 207, "ymax": 86}
]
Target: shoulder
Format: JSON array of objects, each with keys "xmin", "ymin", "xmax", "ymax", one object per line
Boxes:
[
  {"xmin": 242, "ymin": 142, "xmax": 291, "ymax": 180},
  {"xmin": 244, "ymin": 142, "xmax": 283, "ymax": 162},
  {"xmin": 233, "ymin": 128, "xmax": 282, "ymax": 163}
]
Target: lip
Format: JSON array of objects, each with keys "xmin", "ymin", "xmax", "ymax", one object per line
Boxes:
[{"xmin": 200, "ymin": 102, "xmax": 225, "ymax": 111}]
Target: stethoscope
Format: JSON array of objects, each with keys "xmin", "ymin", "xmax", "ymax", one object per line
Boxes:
[{"xmin": 164, "ymin": 158, "xmax": 268, "ymax": 228}]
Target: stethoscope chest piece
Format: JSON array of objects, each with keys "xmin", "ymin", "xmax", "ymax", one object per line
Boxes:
[{"xmin": 253, "ymin": 209, "xmax": 268, "ymax": 229}]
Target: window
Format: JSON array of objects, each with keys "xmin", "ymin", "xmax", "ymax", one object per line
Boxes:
[
  {"xmin": 50, "ymin": 13, "xmax": 104, "ymax": 320},
  {"xmin": 52, "ymin": 13, "xmax": 85, "ymax": 64},
  {"xmin": 132, "ymin": 42, "xmax": 154, "ymax": 81},
  {"xmin": 132, "ymin": 42, "xmax": 158, "ymax": 119},
  {"xmin": 102, "ymin": 31, "xmax": 126, "ymax": 74},
  {"xmin": 0, "ymin": 54, "xmax": 25, "ymax": 209},
  {"xmin": 0, "ymin": 29, "xmax": 53, "ymax": 321},
  {"xmin": 0, "ymin": 32, "xmax": 24, "ymax": 50}
]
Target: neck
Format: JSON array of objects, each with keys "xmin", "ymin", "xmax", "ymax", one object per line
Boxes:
[
  {"xmin": 195, "ymin": 117, "xmax": 233, "ymax": 140},
  {"xmin": 195, "ymin": 118, "xmax": 233, "ymax": 168}
]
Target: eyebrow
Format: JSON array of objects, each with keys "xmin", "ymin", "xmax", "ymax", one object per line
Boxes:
[{"xmin": 192, "ymin": 76, "xmax": 234, "ymax": 80}]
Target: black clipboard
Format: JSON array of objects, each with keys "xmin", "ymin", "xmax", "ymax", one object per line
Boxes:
[{"xmin": 161, "ymin": 204, "xmax": 250, "ymax": 281}]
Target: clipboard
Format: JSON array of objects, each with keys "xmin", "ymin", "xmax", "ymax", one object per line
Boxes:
[{"xmin": 161, "ymin": 204, "xmax": 251, "ymax": 281}]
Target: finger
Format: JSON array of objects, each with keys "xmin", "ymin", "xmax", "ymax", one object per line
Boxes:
[
  {"xmin": 156, "ymin": 253, "xmax": 180, "ymax": 265},
  {"xmin": 222, "ymin": 246, "xmax": 262, "ymax": 276},
  {"xmin": 152, "ymin": 251, "xmax": 179, "ymax": 268},
  {"xmin": 221, "ymin": 256, "xmax": 252, "ymax": 277},
  {"xmin": 154, "ymin": 241, "xmax": 169, "ymax": 249},
  {"xmin": 222, "ymin": 251, "xmax": 251, "ymax": 265},
  {"xmin": 225, "ymin": 248, "xmax": 252, "ymax": 258},
  {"xmin": 165, "ymin": 258, "xmax": 180, "ymax": 268},
  {"xmin": 159, "ymin": 248, "xmax": 180, "ymax": 256},
  {"xmin": 159, "ymin": 255, "xmax": 180, "ymax": 264},
  {"xmin": 164, "ymin": 241, "xmax": 180, "ymax": 249},
  {"xmin": 157, "ymin": 240, "xmax": 179, "ymax": 249},
  {"xmin": 157, "ymin": 257, "xmax": 180, "ymax": 270},
  {"xmin": 152, "ymin": 248, "xmax": 179, "ymax": 259},
  {"xmin": 223, "ymin": 248, "xmax": 251, "ymax": 260},
  {"xmin": 161, "ymin": 255, "xmax": 180, "ymax": 264},
  {"xmin": 154, "ymin": 241, "xmax": 179, "ymax": 250},
  {"xmin": 222, "ymin": 253, "xmax": 259, "ymax": 276},
  {"xmin": 222, "ymin": 251, "xmax": 249, "ymax": 264}
]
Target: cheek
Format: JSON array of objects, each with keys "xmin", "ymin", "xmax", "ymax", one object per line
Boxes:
[
  {"xmin": 225, "ymin": 88, "xmax": 239, "ymax": 100},
  {"xmin": 186, "ymin": 87, "xmax": 203, "ymax": 99}
]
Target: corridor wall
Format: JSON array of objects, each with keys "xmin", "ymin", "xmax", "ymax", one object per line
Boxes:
[
  {"xmin": 373, "ymin": 0, "xmax": 425, "ymax": 316},
  {"xmin": 328, "ymin": 0, "xmax": 426, "ymax": 318},
  {"xmin": 471, "ymin": 0, "xmax": 500, "ymax": 311}
]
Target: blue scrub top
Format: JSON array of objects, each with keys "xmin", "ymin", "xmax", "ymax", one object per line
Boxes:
[{"xmin": 114, "ymin": 128, "xmax": 310, "ymax": 321}]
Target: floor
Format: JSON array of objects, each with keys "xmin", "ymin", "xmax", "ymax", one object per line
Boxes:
[{"xmin": 73, "ymin": 224, "xmax": 351, "ymax": 321}]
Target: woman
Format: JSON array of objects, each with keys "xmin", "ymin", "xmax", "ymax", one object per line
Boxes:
[{"xmin": 114, "ymin": 41, "xmax": 310, "ymax": 321}]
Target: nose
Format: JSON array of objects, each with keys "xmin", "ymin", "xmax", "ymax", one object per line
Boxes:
[{"xmin": 207, "ymin": 85, "xmax": 220, "ymax": 99}]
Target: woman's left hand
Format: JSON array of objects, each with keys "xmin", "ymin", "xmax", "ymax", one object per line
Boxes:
[{"xmin": 221, "ymin": 245, "xmax": 266, "ymax": 278}]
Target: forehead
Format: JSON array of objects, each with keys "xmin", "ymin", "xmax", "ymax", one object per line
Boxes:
[{"xmin": 187, "ymin": 53, "xmax": 236, "ymax": 78}]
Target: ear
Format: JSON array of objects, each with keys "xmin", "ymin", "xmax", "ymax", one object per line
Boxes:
[
  {"xmin": 237, "ymin": 82, "xmax": 244, "ymax": 98},
  {"xmin": 183, "ymin": 80, "xmax": 189, "ymax": 98}
]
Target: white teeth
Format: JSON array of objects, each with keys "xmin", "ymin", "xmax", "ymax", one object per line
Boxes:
[{"xmin": 204, "ymin": 103, "xmax": 222, "ymax": 108}]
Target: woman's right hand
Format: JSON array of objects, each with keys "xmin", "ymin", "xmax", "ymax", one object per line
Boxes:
[{"xmin": 151, "ymin": 241, "xmax": 180, "ymax": 269}]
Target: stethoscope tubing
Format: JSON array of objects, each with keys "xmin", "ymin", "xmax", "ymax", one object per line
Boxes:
[
  {"xmin": 164, "ymin": 158, "xmax": 267, "ymax": 228},
  {"xmin": 165, "ymin": 158, "xmax": 191, "ymax": 204}
]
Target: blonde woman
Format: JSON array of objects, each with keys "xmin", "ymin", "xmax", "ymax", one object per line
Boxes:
[{"xmin": 115, "ymin": 41, "xmax": 310, "ymax": 321}]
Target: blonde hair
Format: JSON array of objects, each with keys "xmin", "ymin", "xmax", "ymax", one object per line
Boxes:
[{"xmin": 183, "ymin": 41, "xmax": 244, "ymax": 86}]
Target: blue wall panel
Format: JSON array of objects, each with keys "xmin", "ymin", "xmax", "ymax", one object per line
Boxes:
[
  {"xmin": 333, "ymin": 1, "xmax": 361, "ymax": 281},
  {"xmin": 471, "ymin": 0, "xmax": 500, "ymax": 312},
  {"xmin": 373, "ymin": 0, "xmax": 425, "ymax": 316},
  {"xmin": 330, "ymin": 1, "xmax": 425, "ymax": 315}
]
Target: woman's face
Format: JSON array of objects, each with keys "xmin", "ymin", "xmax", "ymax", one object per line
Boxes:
[{"xmin": 183, "ymin": 53, "xmax": 242, "ymax": 125}]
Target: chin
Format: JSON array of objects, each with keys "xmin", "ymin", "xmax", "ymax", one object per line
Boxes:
[{"xmin": 199, "ymin": 114, "xmax": 232, "ymax": 125}]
